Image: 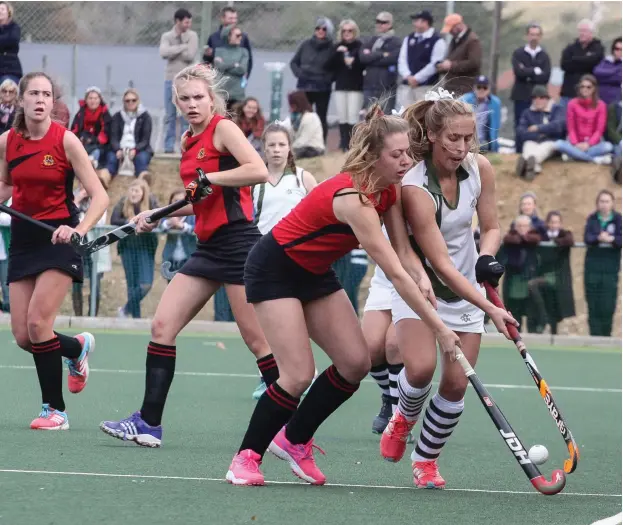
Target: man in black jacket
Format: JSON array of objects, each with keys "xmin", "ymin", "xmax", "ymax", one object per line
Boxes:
[
  {"xmin": 202, "ymin": 6, "xmax": 253, "ymax": 77},
  {"xmin": 559, "ymin": 19, "xmax": 604, "ymax": 108},
  {"xmin": 510, "ymin": 23, "xmax": 551, "ymax": 154}
]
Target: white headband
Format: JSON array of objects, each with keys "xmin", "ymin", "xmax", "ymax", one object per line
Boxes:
[{"xmin": 424, "ymin": 87, "xmax": 455, "ymax": 102}]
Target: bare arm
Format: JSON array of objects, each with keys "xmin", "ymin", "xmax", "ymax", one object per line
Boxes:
[
  {"xmin": 211, "ymin": 119, "xmax": 268, "ymax": 186},
  {"xmin": 474, "ymin": 155, "xmax": 501, "ymax": 256},
  {"xmin": 334, "ymin": 193, "xmax": 459, "ymax": 353},
  {"xmin": 0, "ymin": 133, "xmax": 13, "ymax": 204},
  {"xmin": 302, "ymin": 170, "xmax": 317, "ymax": 193},
  {"xmin": 63, "ymin": 131, "xmax": 109, "ymax": 236}
]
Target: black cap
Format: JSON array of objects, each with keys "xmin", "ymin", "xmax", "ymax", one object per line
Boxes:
[
  {"xmin": 475, "ymin": 75, "xmax": 489, "ymax": 87},
  {"xmin": 410, "ymin": 10, "xmax": 433, "ymax": 25},
  {"xmin": 531, "ymin": 85, "xmax": 550, "ymax": 98}
]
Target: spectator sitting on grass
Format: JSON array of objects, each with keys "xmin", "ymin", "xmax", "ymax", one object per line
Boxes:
[
  {"xmin": 593, "ymin": 37, "xmax": 621, "ymax": 106},
  {"xmin": 607, "ymin": 99, "xmax": 621, "ymax": 184},
  {"xmin": 555, "ymin": 74, "xmax": 613, "ymax": 164},
  {"xmin": 283, "ymin": 90, "xmax": 325, "ymax": 159},
  {"xmin": 460, "ymin": 75, "xmax": 500, "ymax": 153},
  {"xmin": 515, "ymin": 85, "xmax": 566, "ymax": 180},
  {"xmin": 232, "ymin": 97, "xmax": 265, "ymax": 156},
  {"xmin": 0, "ymin": 77, "xmax": 16, "ymax": 134},
  {"xmin": 105, "ymin": 88, "xmax": 153, "ymax": 183},
  {"xmin": 71, "ymin": 86, "xmax": 111, "ymax": 170}
]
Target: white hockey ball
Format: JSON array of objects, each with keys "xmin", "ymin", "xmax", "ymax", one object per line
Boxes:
[{"xmin": 528, "ymin": 444, "xmax": 549, "ymax": 465}]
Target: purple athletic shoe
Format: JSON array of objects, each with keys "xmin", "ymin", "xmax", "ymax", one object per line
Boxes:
[{"xmin": 100, "ymin": 411, "xmax": 162, "ymax": 447}]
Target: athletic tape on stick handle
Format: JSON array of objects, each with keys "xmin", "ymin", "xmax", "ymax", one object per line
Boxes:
[
  {"xmin": 483, "ymin": 282, "xmax": 579, "ymax": 475},
  {"xmin": 455, "ymin": 352, "xmax": 566, "ymax": 495}
]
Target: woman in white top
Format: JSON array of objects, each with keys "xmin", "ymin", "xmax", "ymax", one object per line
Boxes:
[
  {"xmin": 380, "ymin": 90, "xmax": 517, "ymax": 490},
  {"xmin": 251, "ymin": 121, "xmax": 317, "ymax": 398},
  {"xmin": 284, "ymin": 91, "xmax": 325, "ymax": 159}
]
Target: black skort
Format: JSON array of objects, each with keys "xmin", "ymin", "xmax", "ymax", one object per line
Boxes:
[
  {"xmin": 178, "ymin": 220, "xmax": 261, "ymax": 285},
  {"xmin": 8, "ymin": 216, "xmax": 83, "ymax": 284},
  {"xmin": 244, "ymin": 231, "xmax": 342, "ymax": 304}
]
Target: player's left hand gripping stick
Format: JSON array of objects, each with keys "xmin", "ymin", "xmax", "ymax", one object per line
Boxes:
[{"xmin": 184, "ymin": 168, "xmax": 213, "ymax": 204}]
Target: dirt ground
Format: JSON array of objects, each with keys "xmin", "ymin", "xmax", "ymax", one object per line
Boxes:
[{"xmin": 66, "ymin": 153, "xmax": 622, "ymax": 336}]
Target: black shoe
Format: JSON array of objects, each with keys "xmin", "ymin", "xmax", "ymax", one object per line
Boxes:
[
  {"xmin": 515, "ymin": 156, "xmax": 526, "ymax": 178},
  {"xmin": 372, "ymin": 394, "xmax": 393, "ymax": 434},
  {"xmin": 525, "ymin": 156, "xmax": 536, "ymax": 181}
]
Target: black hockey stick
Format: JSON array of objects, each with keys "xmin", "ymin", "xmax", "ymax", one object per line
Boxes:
[
  {"xmin": 455, "ymin": 352, "xmax": 566, "ymax": 495},
  {"xmin": 160, "ymin": 261, "xmax": 179, "ymax": 280},
  {"xmin": 484, "ymin": 282, "xmax": 579, "ymax": 475},
  {"xmin": 79, "ymin": 168, "xmax": 212, "ymax": 255},
  {"xmin": 0, "ymin": 203, "xmax": 85, "ymax": 254}
]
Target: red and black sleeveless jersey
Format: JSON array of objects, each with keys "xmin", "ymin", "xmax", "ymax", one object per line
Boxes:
[
  {"xmin": 180, "ymin": 115, "xmax": 253, "ymax": 242},
  {"xmin": 272, "ymin": 172, "xmax": 396, "ymax": 274},
  {"xmin": 6, "ymin": 121, "xmax": 77, "ymax": 220}
]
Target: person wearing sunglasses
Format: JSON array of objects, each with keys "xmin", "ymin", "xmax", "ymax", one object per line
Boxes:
[
  {"xmin": 593, "ymin": 37, "xmax": 622, "ymax": 106},
  {"xmin": 459, "ymin": 75, "xmax": 500, "ymax": 154},
  {"xmin": 555, "ymin": 74, "xmax": 613, "ymax": 164},
  {"xmin": 105, "ymin": 88, "xmax": 153, "ymax": 182},
  {"xmin": 213, "ymin": 25, "xmax": 249, "ymax": 110},
  {"xmin": 0, "ymin": 77, "xmax": 16, "ymax": 134}
]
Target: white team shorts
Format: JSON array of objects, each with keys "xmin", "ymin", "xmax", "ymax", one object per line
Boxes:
[
  {"xmin": 391, "ymin": 282, "xmax": 486, "ymax": 333},
  {"xmin": 363, "ymin": 264, "xmax": 393, "ymax": 312}
]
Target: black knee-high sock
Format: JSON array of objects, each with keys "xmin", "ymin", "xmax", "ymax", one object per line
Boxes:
[
  {"xmin": 239, "ymin": 382, "xmax": 299, "ymax": 457},
  {"xmin": 54, "ymin": 332, "xmax": 82, "ymax": 359},
  {"xmin": 31, "ymin": 338, "xmax": 65, "ymax": 412},
  {"xmin": 285, "ymin": 365, "xmax": 359, "ymax": 445},
  {"xmin": 256, "ymin": 353, "xmax": 279, "ymax": 386},
  {"xmin": 140, "ymin": 342, "xmax": 176, "ymax": 427}
]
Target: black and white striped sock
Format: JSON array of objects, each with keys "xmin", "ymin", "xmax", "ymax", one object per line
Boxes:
[
  {"xmin": 369, "ymin": 363, "xmax": 390, "ymax": 396},
  {"xmin": 387, "ymin": 363, "xmax": 403, "ymax": 414},
  {"xmin": 412, "ymin": 393, "xmax": 464, "ymax": 462},
  {"xmin": 397, "ymin": 368, "xmax": 431, "ymax": 422}
]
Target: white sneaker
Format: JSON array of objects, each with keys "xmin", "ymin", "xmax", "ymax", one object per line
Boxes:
[
  {"xmin": 561, "ymin": 154, "xmax": 570, "ymax": 162},
  {"xmin": 593, "ymin": 155, "xmax": 612, "ymax": 165},
  {"xmin": 117, "ymin": 306, "xmax": 129, "ymax": 318}
]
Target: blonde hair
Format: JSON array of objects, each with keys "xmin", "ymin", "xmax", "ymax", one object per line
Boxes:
[
  {"xmin": 338, "ymin": 19, "xmax": 360, "ymax": 39},
  {"xmin": 0, "ymin": 2, "xmax": 14, "ymax": 20},
  {"xmin": 13, "ymin": 72, "xmax": 55, "ymax": 138},
  {"xmin": 174, "ymin": 64, "xmax": 228, "ymax": 151},
  {"xmin": 341, "ymin": 104, "xmax": 410, "ymax": 196},
  {"xmin": 402, "ymin": 98, "xmax": 478, "ymax": 163},
  {"xmin": 123, "ymin": 87, "xmax": 140, "ymax": 104},
  {"xmin": 123, "ymin": 179, "xmax": 151, "ymax": 219},
  {"xmin": 0, "ymin": 78, "xmax": 17, "ymax": 94}
]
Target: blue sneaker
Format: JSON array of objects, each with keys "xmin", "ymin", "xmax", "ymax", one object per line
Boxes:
[
  {"xmin": 252, "ymin": 378, "xmax": 267, "ymax": 400},
  {"xmin": 100, "ymin": 411, "xmax": 162, "ymax": 447}
]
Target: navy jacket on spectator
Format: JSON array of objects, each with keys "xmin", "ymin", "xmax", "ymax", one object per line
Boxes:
[
  {"xmin": 328, "ymin": 39, "xmax": 364, "ymax": 92},
  {"xmin": 0, "ymin": 21, "xmax": 21, "ymax": 79},
  {"xmin": 584, "ymin": 211, "xmax": 622, "ymax": 247},
  {"xmin": 560, "ymin": 38, "xmax": 604, "ymax": 98},
  {"xmin": 510, "ymin": 46, "xmax": 551, "ymax": 102},
  {"xmin": 358, "ymin": 34, "xmax": 402, "ymax": 93},
  {"xmin": 110, "ymin": 110, "xmax": 153, "ymax": 155},
  {"xmin": 290, "ymin": 37, "xmax": 335, "ymax": 92},
  {"xmin": 593, "ymin": 56, "xmax": 622, "ymax": 106},
  {"xmin": 516, "ymin": 101, "xmax": 566, "ymax": 143},
  {"xmin": 203, "ymin": 26, "xmax": 253, "ymax": 76}
]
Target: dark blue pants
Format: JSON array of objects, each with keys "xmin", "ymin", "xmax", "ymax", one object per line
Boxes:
[{"xmin": 121, "ymin": 247, "xmax": 155, "ymax": 318}]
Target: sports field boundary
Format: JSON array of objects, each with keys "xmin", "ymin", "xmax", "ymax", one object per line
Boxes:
[{"xmin": 0, "ymin": 313, "xmax": 619, "ymax": 350}]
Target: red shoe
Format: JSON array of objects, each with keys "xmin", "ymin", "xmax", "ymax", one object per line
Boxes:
[
  {"xmin": 268, "ymin": 427, "xmax": 326, "ymax": 485},
  {"xmin": 226, "ymin": 449, "xmax": 265, "ymax": 486},
  {"xmin": 380, "ymin": 408, "xmax": 416, "ymax": 462},
  {"xmin": 30, "ymin": 404, "xmax": 69, "ymax": 430},
  {"xmin": 66, "ymin": 332, "xmax": 95, "ymax": 394},
  {"xmin": 413, "ymin": 459, "xmax": 446, "ymax": 489}
]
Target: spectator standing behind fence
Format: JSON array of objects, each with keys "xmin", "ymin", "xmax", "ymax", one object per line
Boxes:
[
  {"xmin": 112, "ymin": 179, "xmax": 159, "ymax": 319},
  {"xmin": 515, "ymin": 85, "xmax": 566, "ymax": 180},
  {"xmin": 593, "ymin": 37, "xmax": 622, "ymax": 106},
  {"xmin": 607, "ymin": 99, "xmax": 621, "ymax": 183},
  {"xmin": 460, "ymin": 75, "xmax": 500, "ymax": 153},
  {"xmin": 584, "ymin": 190, "xmax": 622, "ymax": 337},
  {"xmin": 203, "ymin": 6, "xmax": 253, "ymax": 78},
  {"xmin": 71, "ymin": 86, "xmax": 111, "ymax": 170},
  {"xmin": 105, "ymin": 88, "xmax": 153, "ymax": 183},
  {"xmin": 397, "ymin": 10, "xmax": 446, "ymax": 107},
  {"xmin": 436, "ymin": 13, "xmax": 482, "ymax": 96},
  {"xmin": 161, "ymin": 190, "xmax": 196, "ymax": 283},
  {"xmin": 232, "ymin": 97, "xmax": 265, "ymax": 156},
  {"xmin": 556, "ymin": 74, "xmax": 613, "ymax": 164},
  {"xmin": 213, "ymin": 25, "xmax": 249, "ymax": 110},
  {"xmin": 160, "ymin": 9, "xmax": 197, "ymax": 154},
  {"xmin": 359, "ymin": 11, "xmax": 401, "ymax": 114},
  {"xmin": 0, "ymin": 2, "xmax": 21, "ymax": 85},
  {"xmin": 283, "ymin": 90, "xmax": 325, "ymax": 159},
  {"xmin": 510, "ymin": 23, "xmax": 551, "ymax": 154},
  {"xmin": 559, "ymin": 20, "xmax": 604, "ymax": 110},
  {"xmin": 0, "ymin": 197, "xmax": 9, "ymax": 312},
  {"xmin": 0, "ymin": 78, "xmax": 16, "ymax": 134},
  {"xmin": 290, "ymin": 17, "xmax": 335, "ymax": 143},
  {"xmin": 328, "ymin": 19, "xmax": 364, "ymax": 152}
]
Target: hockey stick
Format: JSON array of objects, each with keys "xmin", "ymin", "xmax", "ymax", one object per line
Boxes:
[
  {"xmin": 79, "ymin": 168, "xmax": 212, "ymax": 255},
  {"xmin": 160, "ymin": 261, "xmax": 179, "ymax": 281},
  {"xmin": 455, "ymin": 351, "xmax": 566, "ymax": 495},
  {"xmin": 483, "ymin": 282, "xmax": 579, "ymax": 475},
  {"xmin": 0, "ymin": 203, "xmax": 85, "ymax": 253}
]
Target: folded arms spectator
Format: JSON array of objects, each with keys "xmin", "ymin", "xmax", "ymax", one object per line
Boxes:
[
  {"xmin": 203, "ymin": 6, "xmax": 253, "ymax": 77},
  {"xmin": 0, "ymin": 2, "xmax": 21, "ymax": 84},
  {"xmin": 593, "ymin": 37, "xmax": 622, "ymax": 106},
  {"xmin": 213, "ymin": 25, "xmax": 249, "ymax": 109}
]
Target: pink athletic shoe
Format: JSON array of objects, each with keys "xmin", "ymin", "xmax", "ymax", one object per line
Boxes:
[
  {"xmin": 226, "ymin": 449, "xmax": 265, "ymax": 486},
  {"xmin": 413, "ymin": 459, "xmax": 446, "ymax": 489},
  {"xmin": 268, "ymin": 427, "xmax": 326, "ymax": 485},
  {"xmin": 66, "ymin": 332, "xmax": 95, "ymax": 394},
  {"xmin": 30, "ymin": 404, "xmax": 69, "ymax": 430},
  {"xmin": 380, "ymin": 408, "xmax": 417, "ymax": 463}
]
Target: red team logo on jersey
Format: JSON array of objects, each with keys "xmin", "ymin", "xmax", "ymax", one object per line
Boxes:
[
  {"xmin": 197, "ymin": 147, "xmax": 205, "ymax": 160},
  {"xmin": 42, "ymin": 154, "xmax": 55, "ymax": 167}
]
